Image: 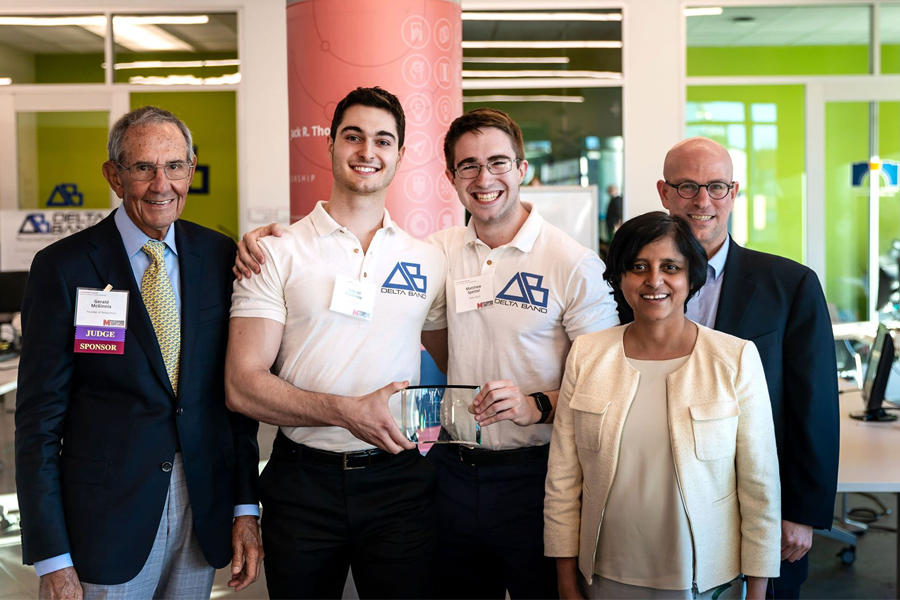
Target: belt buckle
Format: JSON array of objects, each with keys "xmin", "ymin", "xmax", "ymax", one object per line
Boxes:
[{"xmin": 342, "ymin": 451, "xmax": 366, "ymax": 471}]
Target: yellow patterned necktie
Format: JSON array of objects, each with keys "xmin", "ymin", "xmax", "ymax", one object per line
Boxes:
[{"xmin": 141, "ymin": 239, "xmax": 180, "ymax": 395}]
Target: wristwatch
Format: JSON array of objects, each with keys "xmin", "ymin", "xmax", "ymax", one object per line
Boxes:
[{"xmin": 530, "ymin": 392, "xmax": 552, "ymax": 424}]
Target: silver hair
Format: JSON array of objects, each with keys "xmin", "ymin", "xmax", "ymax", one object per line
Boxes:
[{"xmin": 107, "ymin": 106, "xmax": 195, "ymax": 164}]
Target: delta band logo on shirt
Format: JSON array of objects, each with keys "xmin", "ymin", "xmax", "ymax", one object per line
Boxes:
[
  {"xmin": 381, "ymin": 262, "xmax": 427, "ymax": 299},
  {"xmin": 496, "ymin": 272, "xmax": 549, "ymax": 313}
]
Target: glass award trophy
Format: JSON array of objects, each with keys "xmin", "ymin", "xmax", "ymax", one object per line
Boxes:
[{"xmin": 396, "ymin": 385, "xmax": 481, "ymax": 445}]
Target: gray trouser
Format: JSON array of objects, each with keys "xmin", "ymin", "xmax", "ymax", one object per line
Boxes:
[{"xmin": 81, "ymin": 453, "xmax": 216, "ymax": 600}]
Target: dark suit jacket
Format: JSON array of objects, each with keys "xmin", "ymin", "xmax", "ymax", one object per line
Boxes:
[
  {"xmin": 15, "ymin": 210, "xmax": 259, "ymax": 585},
  {"xmin": 617, "ymin": 239, "xmax": 839, "ymax": 589}
]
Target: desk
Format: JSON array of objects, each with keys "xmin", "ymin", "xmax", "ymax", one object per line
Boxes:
[
  {"xmin": 834, "ymin": 389, "xmax": 900, "ymax": 597},
  {"xmin": 833, "ymin": 320, "xmax": 879, "ymax": 343}
]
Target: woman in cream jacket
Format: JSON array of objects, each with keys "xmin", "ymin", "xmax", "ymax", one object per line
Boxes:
[{"xmin": 545, "ymin": 212, "xmax": 780, "ymax": 600}]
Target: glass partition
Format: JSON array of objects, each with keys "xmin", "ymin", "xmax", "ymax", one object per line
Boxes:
[
  {"xmin": 112, "ymin": 13, "xmax": 238, "ymax": 85},
  {"xmin": 16, "ymin": 111, "xmax": 109, "ymax": 209},
  {"xmin": 462, "ymin": 8, "xmax": 623, "ymax": 243},
  {"xmin": 0, "ymin": 15, "xmax": 106, "ymax": 84}
]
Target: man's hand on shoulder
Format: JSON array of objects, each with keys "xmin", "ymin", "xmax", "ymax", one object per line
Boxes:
[
  {"xmin": 233, "ymin": 222, "xmax": 283, "ymax": 280},
  {"xmin": 781, "ymin": 520, "xmax": 813, "ymax": 562},
  {"xmin": 340, "ymin": 381, "xmax": 415, "ymax": 454},
  {"xmin": 229, "ymin": 515, "xmax": 263, "ymax": 592},
  {"xmin": 39, "ymin": 567, "xmax": 82, "ymax": 600},
  {"xmin": 470, "ymin": 380, "xmax": 545, "ymax": 427}
]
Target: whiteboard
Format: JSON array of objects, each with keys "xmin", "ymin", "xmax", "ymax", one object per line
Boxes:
[{"xmin": 520, "ymin": 185, "xmax": 598, "ymax": 253}]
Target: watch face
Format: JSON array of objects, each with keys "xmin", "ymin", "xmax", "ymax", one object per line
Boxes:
[{"xmin": 532, "ymin": 393, "xmax": 551, "ymax": 413}]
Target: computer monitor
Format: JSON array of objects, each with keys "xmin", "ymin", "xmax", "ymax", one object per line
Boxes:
[
  {"xmin": 0, "ymin": 271, "xmax": 28, "ymax": 315},
  {"xmin": 851, "ymin": 323, "xmax": 900, "ymax": 422}
]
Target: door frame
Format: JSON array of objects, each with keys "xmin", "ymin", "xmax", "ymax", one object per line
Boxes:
[{"xmin": 806, "ymin": 76, "xmax": 900, "ymax": 319}]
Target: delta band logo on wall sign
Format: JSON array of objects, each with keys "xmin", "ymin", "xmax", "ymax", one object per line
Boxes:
[
  {"xmin": 851, "ymin": 159, "xmax": 899, "ymax": 191},
  {"xmin": 496, "ymin": 272, "xmax": 550, "ymax": 313},
  {"xmin": 381, "ymin": 262, "xmax": 427, "ymax": 299}
]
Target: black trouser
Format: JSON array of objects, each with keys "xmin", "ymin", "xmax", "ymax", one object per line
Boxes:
[
  {"xmin": 260, "ymin": 432, "xmax": 438, "ymax": 599},
  {"xmin": 427, "ymin": 443, "xmax": 559, "ymax": 600},
  {"xmin": 766, "ymin": 553, "xmax": 808, "ymax": 599}
]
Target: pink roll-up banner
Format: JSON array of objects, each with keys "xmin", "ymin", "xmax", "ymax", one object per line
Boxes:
[{"xmin": 287, "ymin": 0, "xmax": 464, "ymax": 239}]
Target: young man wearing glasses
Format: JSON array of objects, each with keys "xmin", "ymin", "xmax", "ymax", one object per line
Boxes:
[
  {"xmin": 617, "ymin": 137, "xmax": 839, "ymax": 599},
  {"xmin": 420, "ymin": 108, "xmax": 619, "ymax": 599}
]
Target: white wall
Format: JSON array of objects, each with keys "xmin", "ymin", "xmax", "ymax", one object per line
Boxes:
[{"xmin": 621, "ymin": 0, "xmax": 683, "ymax": 219}]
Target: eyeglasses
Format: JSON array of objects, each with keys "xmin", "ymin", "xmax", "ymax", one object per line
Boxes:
[
  {"xmin": 115, "ymin": 161, "xmax": 194, "ymax": 181},
  {"xmin": 666, "ymin": 181, "xmax": 734, "ymax": 200},
  {"xmin": 451, "ymin": 158, "xmax": 520, "ymax": 179}
]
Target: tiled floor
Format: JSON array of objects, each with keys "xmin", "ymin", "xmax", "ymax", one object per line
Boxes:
[{"xmin": 0, "ymin": 392, "xmax": 896, "ymax": 599}]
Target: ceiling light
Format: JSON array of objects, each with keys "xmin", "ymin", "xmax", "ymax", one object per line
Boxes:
[
  {"xmin": 0, "ymin": 78, "xmax": 11, "ymax": 85},
  {"xmin": 129, "ymin": 73, "xmax": 240, "ymax": 86},
  {"xmin": 0, "ymin": 16, "xmax": 106, "ymax": 26},
  {"xmin": 463, "ymin": 41, "xmax": 622, "ymax": 49},
  {"xmin": 115, "ymin": 16, "xmax": 209, "ymax": 26},
  {"xmin": 0, "ymin": 15, "xmax": 208, "ymax": 26},
  {"xmin": 463, "ymin": 69, "xmax": 620, "ymax": 79},
  {"xmin": 463, "ymin": 57, "xmax": 570, "ymax": 64},
  {"xmin": 114, "ymin": 59, "xmax": 240, "ymax": 70},
  {"xmin": 462, "ymin": 12, "xmax": 621, "ymax": 21},
  {"xmin": 464, "ymin": 94, "xmax": 585, "ymax": 103},
  {"xmin": 684, "ymin": 7, "xmax": 724, "ymax": 17},
  {"xmin": 82, "ymin": 21, "xmax": 194, "ymax": 52},
  {"xmin": 463, "ymin": 76, "xmax": 621, "ymax": 90}
]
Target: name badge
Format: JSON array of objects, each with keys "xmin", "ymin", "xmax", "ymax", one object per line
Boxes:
[
  {"xmin": 330, "ymin": 274, "xmax": 375, "ymax": 321},
  {"xmin": 454, "ymin": 275, "xmax": 494, "ymax": 313},
  {"xmin": 74, "ymin": 287, "xmax": 129, "ymax": 354}
]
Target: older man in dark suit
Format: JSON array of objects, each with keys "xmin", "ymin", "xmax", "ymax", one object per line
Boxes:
[
  {"xmin": 15, "ymin": 106, "xmax": 262, "ymax": 599},
  {"xmin": 618, "ymin": 137, "xmax": 839, "ymax": 599}
]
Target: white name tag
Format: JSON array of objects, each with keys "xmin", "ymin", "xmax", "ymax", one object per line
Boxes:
[
  {"xmin": 454, "ymin": 275, "xmax": 494, "ymax": 313},
  {"xmin": 330, "ymin": 274, "xmax": 375, "ymax": 321},
  {"xmin": 75, "ymin": 288, "xmax": 129, "ymax": 327}
]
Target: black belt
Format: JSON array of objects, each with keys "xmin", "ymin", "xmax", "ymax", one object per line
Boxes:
[
  {"xmin": 456, "ymin": 443, "xmax": 550, "ymax": 467},
  {"xmin": 273, "ymin": 430, "xmax": 396, "ymax": 470}
]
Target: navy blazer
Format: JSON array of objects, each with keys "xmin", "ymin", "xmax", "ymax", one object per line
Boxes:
[
  {"xmin": 616, "ymin": 239, "xmax": 839, "ymax": 589},
  {"xmin": 15, "ymin": 211, "xmax": 259, "ymax": 585}
]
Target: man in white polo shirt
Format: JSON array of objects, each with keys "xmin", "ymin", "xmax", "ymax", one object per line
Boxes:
[
  {"xmin": 225, "ymin": 87, "xmax": 446, "ymax": 600},
  {"xmin": 421, "ymin": 108, "xmax": 619, "ymax": 599}
]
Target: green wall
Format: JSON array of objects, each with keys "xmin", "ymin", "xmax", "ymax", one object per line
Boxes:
[{"xmin": 687, "ymin": 45, "xmax": 900, "ymax": 77}]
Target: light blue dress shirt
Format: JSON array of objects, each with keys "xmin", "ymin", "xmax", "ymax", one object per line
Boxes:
[
  {"xmin": 685, "ymin": 236, "xmax": 730, "ymax": 328},
  {"xmin": 35, "ymin": 207, "xmax": 258, "ymax": 578}
]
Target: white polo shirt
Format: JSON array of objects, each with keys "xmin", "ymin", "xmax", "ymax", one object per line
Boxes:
[
  {"xmin": 231, "ymin": 201, "xmax": 447, "ymax": 452},
  {"xmin": 427, "ymin": 203, "xmax": 619, "ymax": 450}
]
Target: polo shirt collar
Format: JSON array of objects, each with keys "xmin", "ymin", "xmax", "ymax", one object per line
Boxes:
[
  {"xmin": 310, "ymin": 200, "xmax": 397, "ymax": 237},
  {"xmin": 114, "ymin": 203, "xmax": 178, "ymax": 259},
  {"xmin": 463, "ymin": 202, "xmax": 543, "ymax": 252},
  {"xmin": 707, "ymin": 234, "xmax": 730, "ymax": 281}
]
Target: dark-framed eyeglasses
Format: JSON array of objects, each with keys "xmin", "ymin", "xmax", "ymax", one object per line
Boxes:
[
  {"xmin": 115, "ymin": 161, "xmax": 194, "ymax": 182},
  {"xmin": 451, "ymin": 158, "xmax": 520, "ymax": 179},
  {"xmin": 666, "ymin": 181, "xmax": 734, "ymax": 200}
]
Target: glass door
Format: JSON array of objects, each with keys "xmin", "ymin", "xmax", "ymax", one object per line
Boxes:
[{"xmin": 807, "ymin": 81, "xmax": 900, "ymax": 323}]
